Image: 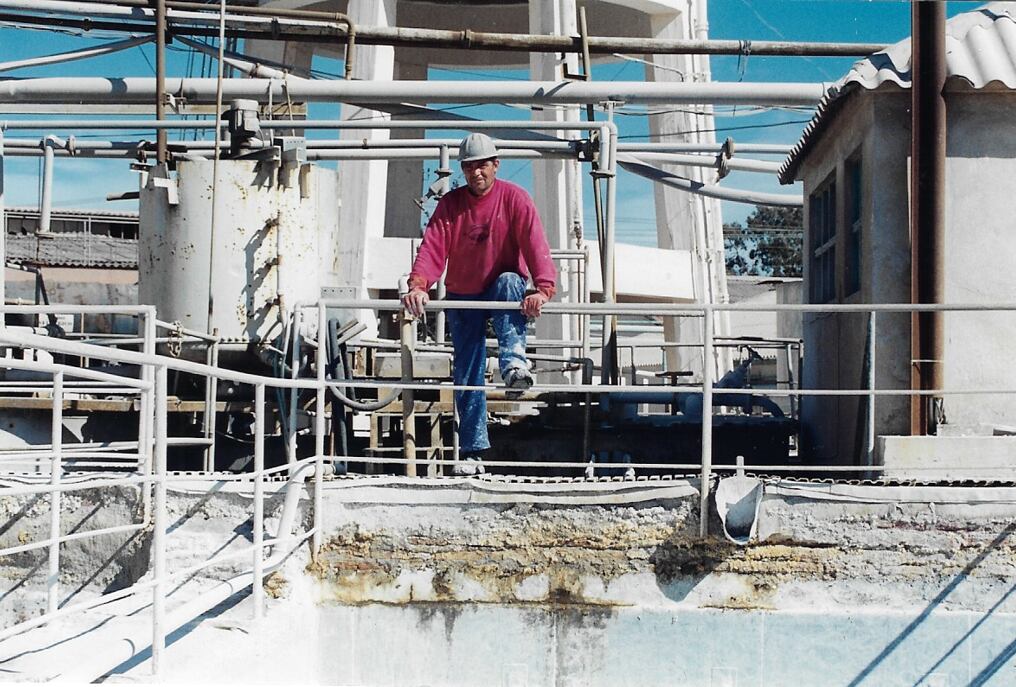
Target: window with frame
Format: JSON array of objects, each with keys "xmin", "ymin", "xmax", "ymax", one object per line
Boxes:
[
  {"xmin": 844, "ymin": 156, "xmax": 862, "ymax": 296},
  {"xmin": 809, "ymin": 174, "xmax": 837, "ymax": 303}
]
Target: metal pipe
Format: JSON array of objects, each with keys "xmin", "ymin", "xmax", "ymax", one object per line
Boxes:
[
  {"xmin": 312, "ymin": 303, "xmax": 325, "ymax": 557},
  {"xmin": 866, "ymin": 312, "xmax": 876, "ymax": 468},
  {"xmin": 600, "ymin": 116, "xmax": 620, "ymax": 384},
  {"xmin": 0, "ymin": 1, "xmax": 883, "ymax": 56},
  {"xmin": 151, "ymin": 364, "xmax": 167, "ymax": 676},
  {"xmin": 699, "ymin": 306, "xmax": 714, "ymax": 537},
  {"xmin": 0, "ymin": 130, "xmax": 5, "ymax": 315},
  {"xmin": 0, "ymin": 78, "xmax": 827, "ymax": 107},
  {"xmin": 910, "ymin": 2, "xmax": 947, "ymax": 436},
  {"xmin": 46, "ymin": 371, "xmax": 63, "ymax": 616},
  {"xmin": 0, "ymin": 35, "xmax": 152, "ymax": 73},
  {"xmin": 39, "ymin": 136, "xmax": 58, "ymax": 233},
  {"xmin": 287, "ymin": 309, "xmax": 300, "ymax": 466},
  {"xmin": 252, "ymin": 382, "xmax": 264, "ymax": 621},
  {"xmin": 155, "ymin": 0, "xmax": 167, "ymax": 163},
  {"xmin": 399, "ymin": 284, "xmax": 417, "ymax": 478},
  {"xmin": 618, "ymin": 154, "xmax": 803, "ymax": 206}
]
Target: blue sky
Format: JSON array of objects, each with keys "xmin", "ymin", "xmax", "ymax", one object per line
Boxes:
[{"xmin": 0, "ymin": 0, "xmax": 972, "ymax": 244}]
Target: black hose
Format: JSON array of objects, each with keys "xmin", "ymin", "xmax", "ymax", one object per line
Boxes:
[{"xmin": 325, "ymin": 317, "xmax": 402, "ymax": 412}]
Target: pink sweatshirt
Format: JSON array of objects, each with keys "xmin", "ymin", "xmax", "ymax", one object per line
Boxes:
[{"xmin": 408, "ymin": 180, "xmax": 557, "ymax": 299}]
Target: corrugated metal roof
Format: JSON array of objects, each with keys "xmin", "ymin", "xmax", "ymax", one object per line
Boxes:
[
  {"xmin": 6, "ymin": 233, "xmax": 137, "ymax": 268},
  {"xmin": 6, "ymin": 206, "xmax": 139, "ymax": 221},
  {"xmin": 780, "ymin": 2, "xmax": 1016, "ymax": 184}
]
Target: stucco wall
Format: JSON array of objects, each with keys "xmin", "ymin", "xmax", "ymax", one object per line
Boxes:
[
  {"xmin": 941, "ymin": 92, "xmax": 1016, "ymax": 430},
  {"xmin": 798, "ymin": 88, "xmax": 1016, "ymax": 462}
]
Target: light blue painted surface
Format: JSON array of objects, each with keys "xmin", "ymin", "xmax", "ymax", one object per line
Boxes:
[{"xmin": 317, "ymin": 603, "xmax": 1016, "ymax": 686}]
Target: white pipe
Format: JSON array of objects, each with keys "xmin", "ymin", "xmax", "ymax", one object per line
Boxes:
[
  {"xmin": 46, "ymin": 371, "xmax": 63, "ymax": 616},
  {"xmin": 252, "ymin": 383, "xmax": 264, "ymax": 621},
  {"xmin": 618, "ymin": 154, "xmax": 803, "ymax": 206},
  {"xmin": 39, "ymin": 136, "xmax": 59, "ymax": 234},
  {"xmin": 0, "ymin": 35, "xmax": 153, "ymax": 73},
  {"xmin": 151, "ymin": 364, "xmax": 167, "ymax": 676},
  {"xmin": 0, "ymin": 130, "xmax": 5, "ymax": 312},
  {"xmin": 0, "ymin": 77, "xmax": 827, "ymax": 106}
]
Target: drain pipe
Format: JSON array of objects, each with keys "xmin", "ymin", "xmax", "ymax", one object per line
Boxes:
[
  {"xmin": 910, "ymin": 3, "xmax": 946, "ymax": 436},
  {"xmin": 38, "ymin": 135, "xmax": 63, "ymax": 234}
]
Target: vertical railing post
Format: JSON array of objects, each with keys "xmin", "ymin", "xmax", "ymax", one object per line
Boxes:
[
  {"xmin": 151, "ymin": 364, "xmax": 168, "ymax": 676},
  {"xmin": 0, "ymin": 129, "xmax": 6, "ymax": 313},
  {"xmin": 139, "ymin": 311, "xmax": 156, "ymax": 523},
  {"xmin": 203, "ymin": 329, "xmax": 219, "ymax": 472},
  {"xmin": 866, "ymin": 311, "xmax": 877, "ymax": 469},
  {"xmin": 699, "ymin": 305, "xmax": 714, "ymax": 537},
  {"xmin": 47, "ymin": 371, "xmax": 63, "ymax": 616},
  {"xmin": 252, "ymin": 382, "xmax": 265, "ymax": 621},
  {"xmin": 312, "ymin": 303, "xmax": 326, "ymax": 557},
  {"xmin": 399, "ymin": 283, "xmax": 417, "ymax": 477},
  {"xmin": 287, "ymin": 309, "xmax": 301, "ymax": 467}
]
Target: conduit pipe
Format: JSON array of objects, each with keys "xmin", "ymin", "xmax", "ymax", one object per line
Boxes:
[
  {"xmin": 618, "ymin": 154, "xmax": 803, "ymax": 206},
  {"xmin": 0, "ymin": 78, "xmax": 827, "ymax": 107},
  {"xmin": 38, "ymin": 135, "xmax": 62, "ymax": 234},
  {"xmin": 1, "ymin": 0, "xmax": 884, "ymax": 56},
  {"xmin": 910, "ymin": 3, "xmax": 947, "ymax": 435}
]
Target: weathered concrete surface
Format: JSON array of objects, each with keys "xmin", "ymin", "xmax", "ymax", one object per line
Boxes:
[
  {"xmin": 0, "ymin": 481, "xmax": 305, "ymax": 629},
  {"xmin": 3, "ymin": 479, "xmax": 1016, "ymax": 685},
  {"xmin": 310, "ymin": 481, "xmax": 1016, "ymax": 616},
  {"xmin": 0, "ymin": 485, "xmax": 148, "ymax": 628}
]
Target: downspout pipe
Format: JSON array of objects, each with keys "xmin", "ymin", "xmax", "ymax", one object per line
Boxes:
[
  {"xmin": 910, "ymin": 3, "xmax": 946, "ymax": 436},
  {"xmin": 38, "ymin": 135, "xmax": 63, "ymax": 234}
]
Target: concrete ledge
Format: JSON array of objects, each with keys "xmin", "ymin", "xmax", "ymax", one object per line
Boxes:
[{"xmin": 878, "ymin": 435, "xmax": 1016, "ymax": 482}]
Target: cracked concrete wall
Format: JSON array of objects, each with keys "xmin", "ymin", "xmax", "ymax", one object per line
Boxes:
[{"xmin": 309, "ymin": 486, "xmax": 1016, "ymax": 616}]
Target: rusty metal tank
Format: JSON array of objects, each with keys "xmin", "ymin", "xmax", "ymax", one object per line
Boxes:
[{"xmin": 139, "ymin": 157, "xmax": 340, "ymax": 361}]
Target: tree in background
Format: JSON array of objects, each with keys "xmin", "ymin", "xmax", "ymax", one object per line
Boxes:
[{"xmin": 724, "ymin": 205, "xmax": 803, "ymax": 277}]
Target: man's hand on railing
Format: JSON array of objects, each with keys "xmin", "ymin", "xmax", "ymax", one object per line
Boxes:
[
  {"xmin": 402, "ymin": 288, "xmax": 430, "ymax": 318},
  {"xmin": 522, "ymin": 291, "xmax": 549, "ymax": 318}
]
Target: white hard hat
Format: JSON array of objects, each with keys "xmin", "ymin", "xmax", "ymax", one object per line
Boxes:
[{"xmin": 458, "ymin": 133, "xmax": 499, "ymax": 163}]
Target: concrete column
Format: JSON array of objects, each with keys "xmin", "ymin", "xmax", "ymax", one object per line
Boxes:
[
  {"xmin": 645, "ymin": 2, "xmax": 729, "ymax": 379},
  {"xmin": 529, "ymin": 0, "xmax": 580, "ymax": 363},
  {"xmin": 384, "ymin": 55, "xmax": 428, "ymax": 239},
  {"xmin": 334, "ymin": 0, "xmax": 398, "ymax": 337}
]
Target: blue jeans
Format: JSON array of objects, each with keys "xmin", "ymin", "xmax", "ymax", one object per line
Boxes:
[{"xmin": 446, "ymin": 272, "xmax": 529, "ymax": 453}]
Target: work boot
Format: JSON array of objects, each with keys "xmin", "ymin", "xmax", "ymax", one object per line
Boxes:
[
  {"xmin": 503, "ymin": 367, "xmax": 533, "ymax": 399},
  {"xmin": 451, "ymin": 453, "xmax": 486, "ymax": 476}
]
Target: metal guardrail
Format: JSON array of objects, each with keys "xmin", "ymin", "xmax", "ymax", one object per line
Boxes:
[{"xmin": 2, "ymin": 299, "xmax": 1016, "ymax": 675}]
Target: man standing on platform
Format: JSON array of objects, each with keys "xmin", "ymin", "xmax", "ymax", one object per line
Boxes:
[{"xmin": 402, "ymin": 133, "xmax": 557, "ymax": 475}]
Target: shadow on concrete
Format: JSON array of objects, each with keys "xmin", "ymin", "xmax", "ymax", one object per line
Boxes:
[{"xmin": 847, "ymin": 522, "xmax": 1016, "ymax": 687}]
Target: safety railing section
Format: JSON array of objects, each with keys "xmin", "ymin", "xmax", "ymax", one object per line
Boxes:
[
  {"xmin": 3, "ymin": 299, "xmax": 1016, "ymax": 676},
  {"xmin": 0, "ymin": 312, "xmax": 318, "ymax": 679}
]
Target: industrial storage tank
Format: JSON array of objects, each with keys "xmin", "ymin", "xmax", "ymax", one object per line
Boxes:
[{"xmin": 139, "ymin": 156, "xmax": 340, "ymax": 362}]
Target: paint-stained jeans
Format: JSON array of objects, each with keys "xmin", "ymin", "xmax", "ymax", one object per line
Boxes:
[{"xmin": 446, "ymin": 272, "xmax": 529, "ymax": 453}]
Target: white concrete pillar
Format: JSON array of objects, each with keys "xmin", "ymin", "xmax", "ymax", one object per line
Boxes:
[
  {"xmin": 334, "ymin": 0, "xmax": 398, "ymax": 337},
  {"xmin": 529, "ymin": 0, "xmax": 581, "ymax": 364},
  {"xmin": 645, "ymin": 1, "xmax": 729, "ymax": 378}
]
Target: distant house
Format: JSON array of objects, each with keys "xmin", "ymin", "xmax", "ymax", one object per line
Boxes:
[{"xmin": 779, "ymin": 2, "xmax": 1016, "ymax": 466}]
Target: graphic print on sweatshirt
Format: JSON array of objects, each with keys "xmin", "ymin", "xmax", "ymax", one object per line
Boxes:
[{"xmin": 466, "ymin": 222, "xmax": 491, "ymax": 243}]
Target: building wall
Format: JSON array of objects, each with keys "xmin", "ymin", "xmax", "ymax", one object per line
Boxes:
[
  {"xmin": 798, "ymin": 92, "xmax": 873, "ymax": 465},
  {"xmin": 799, "ymin": 89, "xmax": 1016, "ymax": 463},
  {"xmin": 941, "ymin": 92, "xmax": 1016, "ymax": 430}
]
